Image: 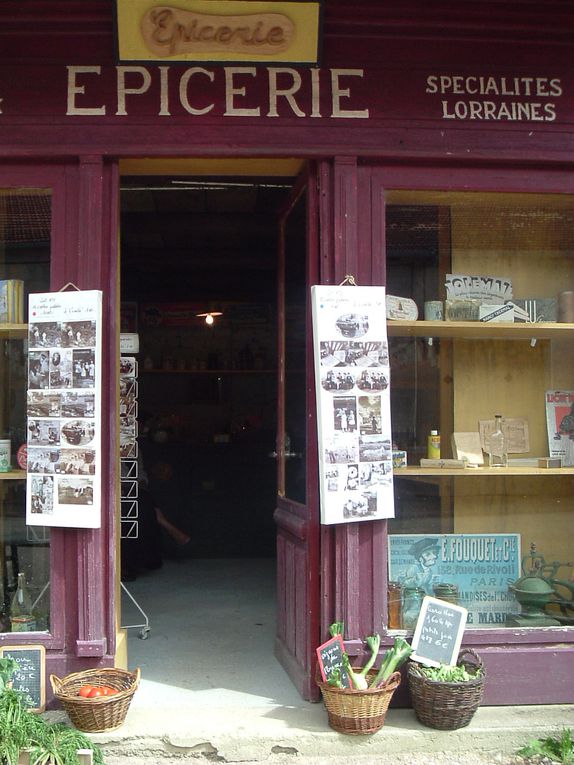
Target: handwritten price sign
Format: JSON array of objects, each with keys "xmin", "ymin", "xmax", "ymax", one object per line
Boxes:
[{"xmin": 410, "ymin": 597, "xmax": 468, "ymax": 667}]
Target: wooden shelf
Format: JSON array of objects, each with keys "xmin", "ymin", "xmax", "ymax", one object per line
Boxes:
[
  {"xmin": 0, "ymin": 470, "xmax": 26, "ymax": 480},
  {"xmin": 0, "ymin": 323, "xmax": 28, "ymax": 339},
  {"xmin": 387, "ymin": 320, "xmax": 574, "ymax": 341},
  {"xmin": 394, "ymin": 466, "xmax": 574, "ymax": 477}
]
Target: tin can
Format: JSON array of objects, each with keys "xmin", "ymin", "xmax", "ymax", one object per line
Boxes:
[{"xmin": 0, "ymin": 440, "xmax": 11, "ymax": 472}]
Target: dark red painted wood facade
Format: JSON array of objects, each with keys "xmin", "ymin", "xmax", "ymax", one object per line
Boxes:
[{"xmin": 1, "ymin": 1, "xmax": 574, "ymax": 704}]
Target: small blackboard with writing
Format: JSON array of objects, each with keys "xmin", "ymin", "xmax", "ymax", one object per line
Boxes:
[
  {"xmin": 316, "ymin": 635, "xmax": 351, "ymax": 688},
  {"xmin": 411, "ymin": 596, "xmax": 468, "ymax": 668},
  {"xmin": 0, "ymin": 644, "xmax": 46, "ymax": 711}
]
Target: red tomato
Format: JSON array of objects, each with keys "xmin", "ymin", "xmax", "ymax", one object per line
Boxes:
[
  {"xmin": 101, "ymin": 686, "xmax": 118, "ymax": 696},
  {"xmin": 78, "ymin": 685, "xmax": 93, "ymax": 698},
  {"xmin": 87, "ymin": 687, "xmax": 104, "ymax": 698}
]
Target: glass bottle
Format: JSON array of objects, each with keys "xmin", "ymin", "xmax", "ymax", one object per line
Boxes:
[
  {"xmin": 433, "ymin": 582, "xmax": 460, "ymax": 605},
  {"xmin": 488, "ymin": 414, "xmax": 508, "ymax": 467},
  {"xmin": 402, "ymin": 586, "xmax": 425, "ymax": 630},
  {"xmin": 387, "ymin": 581, "xmax": 402, "ymax": 629},
  {"xmin": 10, "ymin": 573, "xmax": 36, "ymax": 632}
]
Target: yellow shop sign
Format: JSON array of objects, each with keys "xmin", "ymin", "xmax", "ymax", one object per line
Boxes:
[{"xmin": 115, "ymin": 0, "xmax": 322, "ymax": 63}]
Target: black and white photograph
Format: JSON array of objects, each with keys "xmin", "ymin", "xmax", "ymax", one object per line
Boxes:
[
  {"xmin": 321, "ymin": 369, "xmax": 355, "ymax": 392},
  {"xmin": 72, "ymin": 348, "xmax": 96, "ymax": 388},
  {"xmin": 27, "ymin": 391, "xmax": 60, "ymax": 418},
  {"xmin": 335, "ymin": 312, "xmax": 369, "ymax": 338},
  {"xmin": 29, "ymin": 321, "xmax": 60, "ymax": 348},
  {"xmin": 55, "ymin": 449, "xmax": 96, "ymax": 476},
  {"xmin": 357, "ymin": 369, "xmax": 389, "ymax": 391},
  {"xmin": 49, "ymin": 348, "xmax": 73, "ymax": 389},
  {"xmin": 27, "ymin": 447, "xmax": 60, "ymax": 474},
  {"xmin": 360, "ymin": 461, "xmax": 392, "ymax": 488},
  {"xmin": 342, "ymin": 491, "xmax": 378, "ymax": 519},
  {"xmin": 359, "ymin": 435, "xmax": 391, "ymax": 462},
  {"xmin": 28, "ymin": 419, "xmax": 60, "ymax": 447},
  {"xmin": 325, "ymin": 466, "xmax": 340, "ymax": 491},
  {"xmin": 119, "ymin": 356, "xmax": 138, "ymax": 376},
  {"xmin": 30, "ymin": 476, "xmax": 55, "ymax": 515},
  {"xmin": 61, "ymin": 320, "xmax": 97, "ymax": 348},
  {"xmin": 324, "ymin": 435, "xmax": 358, "ymax": 464},
  {"xmin": 58, "ymin": 477, "xmax": 94, "ymax": 505},
  {"xmin": 60, "ymin": 392, "xmax": 95, "ymax": 418},
  {"xmin": 28, "ymin": 351, "xmax": 50, "ymax": 389},
  {"xmin": 333, "ymin": 396, "xmax": 357, "ymax": 433},
  {"xmin": 61, "ymin": 419, "xmax": 96, "ymax": 447},
  {"xmin": 345, "ymin": 463, "xmax": 359, "ymax": 491},
  {"xmin": 358, "ymin": 395, "xmax": 382, "ymax": 435}
]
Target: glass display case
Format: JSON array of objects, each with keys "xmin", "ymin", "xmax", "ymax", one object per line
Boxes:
[
  {"xmin": 385, "ymin": 191, "xmax": 574, "ymax": 631},
  {"xmin": 0, "ymin": 188, "xmax": 51, "ymax": 633}
]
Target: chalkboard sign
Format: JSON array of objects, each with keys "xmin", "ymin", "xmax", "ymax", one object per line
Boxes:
[
  {"xmin": 316, "ymin": 635, "xmax": 351, "ymax": 688},
  {"xmin": 411, "ymin": 596, "xmax": 468, "ymax": 668},
  {"xmin": 0, "ymin": 644, "xmax": 46, "ymax": 711}
]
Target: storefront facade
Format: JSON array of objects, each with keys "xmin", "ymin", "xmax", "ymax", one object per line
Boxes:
[{"xmin": 1, "ymin": 1, "xmax": 573, "ymax": 706}]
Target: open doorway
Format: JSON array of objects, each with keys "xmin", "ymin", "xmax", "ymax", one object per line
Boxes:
[
  {"xmin": 120, "ymin": 173, "xmax": 295, "ymax": 564},
  {"xmin": 118, "ymin": 165, "xmax": 309, "ymax": 702}
]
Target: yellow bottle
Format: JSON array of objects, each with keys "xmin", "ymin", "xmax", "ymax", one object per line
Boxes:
[{"xmin": 427, "ymin": 430, "xmax": 441, "ymax": 459}]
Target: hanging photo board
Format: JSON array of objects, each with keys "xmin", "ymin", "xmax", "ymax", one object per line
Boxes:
[
  {"xmin": 26, "ymin": 290, "xmax": 103, "ymax": 528},
  {"xmin": 311, "ymin": 285, "xmax": 395, "ymax": 525}
]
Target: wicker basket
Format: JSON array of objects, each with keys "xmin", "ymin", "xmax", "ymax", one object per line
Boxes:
[
  {"xmin": 408, "ymin": 649, "xmax": 485, "ymax": 730},
  {"xmin": 50, "ymin": 667, "xmax": 140, "ymax": 733},
  {"xmin": 316, "ymin": 668, "xmax": 401, "ymax": 735}
]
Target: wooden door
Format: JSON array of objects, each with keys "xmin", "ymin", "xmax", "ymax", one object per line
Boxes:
[{"xmin": 273, "ymin": 168, "xmax": 321, "ymax": 701}]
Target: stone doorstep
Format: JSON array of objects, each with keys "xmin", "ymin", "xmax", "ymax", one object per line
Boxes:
[{"xmin": 68, "ymin": 704, "xmax": 574, "ymax": 763}]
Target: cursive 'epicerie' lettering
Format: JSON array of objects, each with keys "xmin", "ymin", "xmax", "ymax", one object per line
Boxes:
[{"xmin": 142, "ymin": 7, "xmax": 294, "ymax": 56}]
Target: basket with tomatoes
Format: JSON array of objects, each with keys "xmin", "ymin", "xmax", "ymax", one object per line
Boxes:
[{"xmin": 50, "ymin": 666, "xmax": 140, "ymax": 733}]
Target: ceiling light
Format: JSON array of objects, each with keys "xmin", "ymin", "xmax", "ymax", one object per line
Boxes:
[{"xmin": 196, "ymin": 311, "xmax": 223, "ymax": 325}]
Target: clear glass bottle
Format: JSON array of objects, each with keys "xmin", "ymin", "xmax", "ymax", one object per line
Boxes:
[
  {"xmin": 402, "ymin": 586, "xmax": 425, "ymax": 630},
  {"xmin": 10, "ymin": 572, "xmax": 36, "ymax": 632},
  {"xmin": 488, "ymin": 414, "xmax": 508, "ymax": 467}
]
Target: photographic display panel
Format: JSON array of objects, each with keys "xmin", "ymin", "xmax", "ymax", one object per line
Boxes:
[
  {"xmin": 26, "ymin": 290, "xmax": 102, "ymax": 528},
  {"xmin": 312, "ymin": 285, "xmax": 395, "ymax": 525}
]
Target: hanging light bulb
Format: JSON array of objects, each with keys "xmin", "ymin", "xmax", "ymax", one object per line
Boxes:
[{"xmin": 196, "ymin": 311, "xmax": 223, "ymax": 326}]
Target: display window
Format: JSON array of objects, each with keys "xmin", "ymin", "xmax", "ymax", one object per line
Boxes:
[
  {"xmin": 0, "ymin": 188, "xmax": 51, "ymax": 634},
  {"xmin": 385, "ymin": 191, "xmax": 574, "ymax": 631}
]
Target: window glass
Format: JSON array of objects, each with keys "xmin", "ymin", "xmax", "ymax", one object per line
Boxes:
[
  {"xmin": 0, "ymin": 188, "xmax": 51, "ymax": 633},
  {"xmin": 386, "ymin": 191, "xmax": 574, "ymax": 631}
]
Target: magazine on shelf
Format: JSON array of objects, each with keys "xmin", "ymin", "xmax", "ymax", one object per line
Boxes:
[{"xmin": 545, "ymin": 390, "xmax": 574, "ymax": 467}]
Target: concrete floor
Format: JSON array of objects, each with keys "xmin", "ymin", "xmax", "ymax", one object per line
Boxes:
[
  {"xmin": 121, "ymin": 556, "xmax": 304, "ymax": 709},
  {"xmin": 91, "ymin": 557, "xmax": 574, "ymax": 763}
]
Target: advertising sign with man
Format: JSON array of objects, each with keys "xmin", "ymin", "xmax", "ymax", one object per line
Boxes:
[{"xmin": 388, "ymin": 533, "xmax": 521, "ymax": 627}]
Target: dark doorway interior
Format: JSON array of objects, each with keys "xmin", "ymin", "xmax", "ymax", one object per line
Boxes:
[{"xmin": 120, "ymin": 176, "xmax": 295, "ymax": 564}]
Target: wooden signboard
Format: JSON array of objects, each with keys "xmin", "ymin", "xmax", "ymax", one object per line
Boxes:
[
  {"xmin": 315, "ymin": 635, "xmax": 351, "ymax": 688},
  {"xmin": 410, "ymin": 596, "xmax": 468, "ymax": 668},
  {"xmin": 0, "ymin": 644, "xmax": 46, "ymax": 711}
]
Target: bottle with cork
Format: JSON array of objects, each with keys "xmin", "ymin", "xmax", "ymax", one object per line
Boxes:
[{"xmin": 427, "ymin": 429, "xmax": 441, "ymax": 459}]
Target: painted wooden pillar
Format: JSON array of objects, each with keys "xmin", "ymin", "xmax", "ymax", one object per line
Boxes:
[{"xmin": 320, "ymin": 158, "xmax": 388, "ymax": 646}]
